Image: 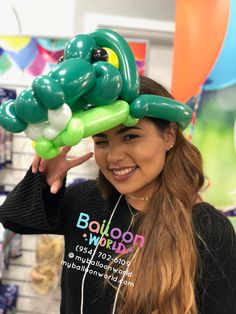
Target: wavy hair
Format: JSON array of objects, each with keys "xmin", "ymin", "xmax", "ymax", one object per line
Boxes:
[{"xmin": 96, "ymin": 76, "xmax": 205, "ymax": 313}]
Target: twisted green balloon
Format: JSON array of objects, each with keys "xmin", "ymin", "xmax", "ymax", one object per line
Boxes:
[
  {"xmin": 0, "ymin": 29, "xmax": 192, "ymax": 159},
  {"xmin": 130, "ymin": 95, "xmax": 192, "ymax": 130}
]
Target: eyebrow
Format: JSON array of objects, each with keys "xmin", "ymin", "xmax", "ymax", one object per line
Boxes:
[{"xmin": 92, "ymin": 126, "xmax": 142, "ymax": 138}]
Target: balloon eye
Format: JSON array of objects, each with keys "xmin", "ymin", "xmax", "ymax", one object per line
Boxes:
[
  {"xmin": 91, "ymin": 48, "xmax": 109, "ymax": 62},
  {"xmin": 105, "ymin": 48, "xmax": 119, "ymax": 69},
  {"xmin": 92, "ymin": 47, "xmax": 119, "ymax": 69}
]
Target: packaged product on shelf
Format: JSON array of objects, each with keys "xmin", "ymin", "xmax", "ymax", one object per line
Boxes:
[{"xmin": 0, "ymin": 284, "xmax": 19, "ymax": 314}]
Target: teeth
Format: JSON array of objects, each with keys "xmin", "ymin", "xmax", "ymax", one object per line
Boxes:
[{"xmin": 113, "ymin": 167, "xmax": 136, "ymax": 176}]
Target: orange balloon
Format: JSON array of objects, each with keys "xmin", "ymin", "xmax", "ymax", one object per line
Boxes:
[{"xmin": 171, "ymin": 0, "xmax": 230, "ymax": 102}]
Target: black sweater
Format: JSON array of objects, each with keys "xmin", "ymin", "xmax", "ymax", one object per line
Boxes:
[{"xmin": 0, "ymin": 168, "xmax": 236, "ymax": 314}]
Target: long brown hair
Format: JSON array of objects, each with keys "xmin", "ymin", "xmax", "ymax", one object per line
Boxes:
[{"xmin": 96, "ymin": 76, "xmax": 204, "ymax": 313}]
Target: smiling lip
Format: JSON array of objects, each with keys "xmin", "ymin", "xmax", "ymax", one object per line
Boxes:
[{"xmin": 110, "ymin": 166, "xmax": 138, "ymax": 181}]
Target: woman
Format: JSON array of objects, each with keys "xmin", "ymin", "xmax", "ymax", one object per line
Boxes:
[{"xmin": 0, "ymin": 76, "xmax": 235, "ymax": 314}]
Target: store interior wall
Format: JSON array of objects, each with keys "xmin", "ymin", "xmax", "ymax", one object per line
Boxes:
[{"xmin": 75, "ymin": 0, "xmax": 175, "ymax": 29}]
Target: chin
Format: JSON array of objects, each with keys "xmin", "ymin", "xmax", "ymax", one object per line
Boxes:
[
  {"xmin": 111, "ymin": 182, "xmax": 142, "ymax": 195},
  {"xmin": 103, "ymin": 172, "xmax": 145, "ymax": 195}
]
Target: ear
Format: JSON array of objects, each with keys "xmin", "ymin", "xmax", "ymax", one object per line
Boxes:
[{"xmin": 164, "ymin": 122, "xmax": 177, "ymax": 151}]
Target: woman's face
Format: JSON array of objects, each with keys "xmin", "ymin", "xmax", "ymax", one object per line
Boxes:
[{"xmin": 92, "ymin": 119, "xmax": 175, "ymax": 197}]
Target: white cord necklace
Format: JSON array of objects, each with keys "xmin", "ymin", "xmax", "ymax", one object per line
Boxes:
[
  {"xmin": 125, "ymin": 198, "xmax": 139, "ymax": 218},
  {"xmin": 112, "ymin": 199, "xmax": 140, "ymax": 314},
  {"xmin": 80, "ymin": 194, "xmax": 138, "ymax": 314}
]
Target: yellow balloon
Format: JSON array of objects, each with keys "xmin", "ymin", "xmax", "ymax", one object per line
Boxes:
[
  {"xmin": 0, "ymin": 36, "xmax": 31, "ymax": 51},
  {"xmin": 104, "ymin": 47, "xmax": 119, "ymax": 69},
  {"xmin": 32, "ymin": 141, "xmax": 36, "ymax": 148}
]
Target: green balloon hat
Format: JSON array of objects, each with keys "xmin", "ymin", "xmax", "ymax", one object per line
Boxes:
[{"xmin": 0, "ymin": 29, "xmax": 193, "ymax": 159}]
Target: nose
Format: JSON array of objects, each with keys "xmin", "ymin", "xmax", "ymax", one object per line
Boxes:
[{"xmin": 106, "ymin": 143, "xmax": 125, "ymax": 164}]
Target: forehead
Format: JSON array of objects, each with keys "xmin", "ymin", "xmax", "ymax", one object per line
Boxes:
[{"xmin": 92, "ymin": 119, "xmax": 156, "ymax": 137}]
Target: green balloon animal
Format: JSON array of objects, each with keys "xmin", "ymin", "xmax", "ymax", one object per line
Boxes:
[{"xmin": 0, "ymin": 29, "xmax": 192, "ymax": 159}]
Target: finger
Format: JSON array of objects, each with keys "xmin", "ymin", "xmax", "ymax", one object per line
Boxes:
[
  {"xmin": 39, "ymin": 159, "xmax": 49, "ymax": 172},
  {"xmin": 32, "ymin": 155, "xmax": 41, "ymax": 173},
  {"xmin": 59, "ymin": 146, "xmax": 72, "ymax": 158},
  {"xmin": 50, "ymin": 179, "xmax": 63, "ymax": 194},
  {"xmin": 68, "ymin": 152, "xmax": 94, "ymax": 169}
]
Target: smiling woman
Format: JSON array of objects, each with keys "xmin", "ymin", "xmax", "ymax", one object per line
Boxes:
[
  {"xmin": 0, "ymin": 75, "xmax": 235, "ymax": 314},
  {"xmin": 92, "ymin": 118, "xmax": 174, "ymax": 206}
]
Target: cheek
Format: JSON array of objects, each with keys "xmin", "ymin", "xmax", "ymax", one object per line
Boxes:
[
  {"xmin": 136, "ymin": 144, "xmax": 166, "ymax": 169},
  {"xmin": 94, "ymin": 149, "xmax": 105, "ymax": 167},
  {"xmin": 94, "ymin": 152, "xmax": 100, "ymax": 166},
  {"xmin": 136, "ymin": 143, "xmax": 166, "ymax": 160}
]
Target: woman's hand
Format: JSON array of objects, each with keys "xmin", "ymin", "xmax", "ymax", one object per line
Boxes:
[{"xmin": 31, "ymin": 146, "xmax": 94, "ymax": 194}]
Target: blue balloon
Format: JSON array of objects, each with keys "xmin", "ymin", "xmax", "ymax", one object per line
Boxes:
[
  {"xmin": 0, "ymin": 48, "xmax": 3, "ymax": 57},
  {"xmin": 8, "ymin": 39, "xmax": 38, "ymax": 70},
  {"xmin": 203, "ymin": 0, "xmax": 236, "ymax": 91}
]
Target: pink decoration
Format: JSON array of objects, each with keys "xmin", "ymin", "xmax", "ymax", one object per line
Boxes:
[{"xmin": 27, "ymin": 52, "xmax": 46, "ymax": 76}]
